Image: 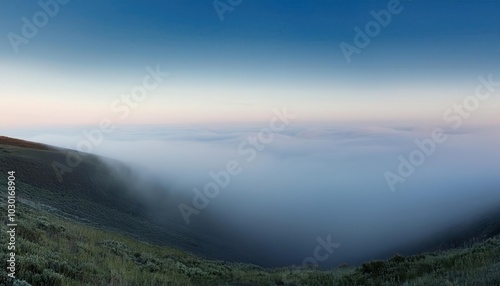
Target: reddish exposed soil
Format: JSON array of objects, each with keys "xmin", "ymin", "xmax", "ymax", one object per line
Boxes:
[{"xmin": 0, "ymin": 136, "xmax": 51, "ymax": 151}]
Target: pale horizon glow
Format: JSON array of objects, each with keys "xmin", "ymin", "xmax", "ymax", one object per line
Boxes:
[{"xmin": 2, "ymin": 61, "xmax": 499, "ymax": 127}]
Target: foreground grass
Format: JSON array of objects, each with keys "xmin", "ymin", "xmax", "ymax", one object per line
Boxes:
[{"xmin": 1, "ymin": 197, "xmax": 499, "ymax": 286}]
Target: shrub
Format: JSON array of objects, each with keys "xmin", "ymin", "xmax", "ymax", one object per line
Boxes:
[
  {"xmin": 361, "ymin": 260, "xmax": 386, "ymax": 275},
  {"xmin": 13, "ymin": 280, "xmax": 32, "ymax": 286}
]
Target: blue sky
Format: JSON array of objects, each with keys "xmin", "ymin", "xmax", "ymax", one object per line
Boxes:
[{"xmin": 1, "ymin": 0, "xmax": 499, "ymax": 126}]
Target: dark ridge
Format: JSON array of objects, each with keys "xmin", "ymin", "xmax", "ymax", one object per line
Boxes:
[{"xmin": 0, "ymin": 136, "xmax": 52, "ymax": 151}]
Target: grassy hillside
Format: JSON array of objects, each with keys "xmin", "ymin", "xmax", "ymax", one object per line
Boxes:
[
  {"xmin": 0, "ymin": 137, "xmax": 239, "ymax": 262},
  {"xmin": 1, "ymin": 195, "xmax": 499, "ymax": 286},
  {"xmin": 1, "ymin": 136, "xmax": 500, "ymax": 285}
]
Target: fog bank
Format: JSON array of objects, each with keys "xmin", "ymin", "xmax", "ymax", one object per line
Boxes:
[{"xmin": 6, "ymin": 123, "xmax": 500, "ymax": 267}]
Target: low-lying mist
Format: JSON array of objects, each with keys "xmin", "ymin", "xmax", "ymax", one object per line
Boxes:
[{"xmin": 9, "ymin": 123, "xmax": 500, "ymax": 268}]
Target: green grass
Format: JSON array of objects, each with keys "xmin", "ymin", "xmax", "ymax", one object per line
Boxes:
[{"xmin": 1, "ymin": 196, "xmax": 499, "ymax": 286}]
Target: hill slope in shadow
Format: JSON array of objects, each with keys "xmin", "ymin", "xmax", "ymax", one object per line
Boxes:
[{"xmin": 0, "ymin": 136, "xmax": 240, "ymax": 263}]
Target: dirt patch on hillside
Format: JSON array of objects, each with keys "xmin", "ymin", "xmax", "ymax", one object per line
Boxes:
[{"xmin": 0, "ymin": 136, "xmax": 52, "ymax": 151}]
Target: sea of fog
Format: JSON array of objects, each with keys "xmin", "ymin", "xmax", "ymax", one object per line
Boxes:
[{"xmin": 3, "ymin": 123, "xmax": 500, "ymax": 268}]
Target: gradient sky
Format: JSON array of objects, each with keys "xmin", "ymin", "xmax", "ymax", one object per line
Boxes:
[{"xmin": 1, "ymin": 0, "xmax": 500, "ymax": 127}]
